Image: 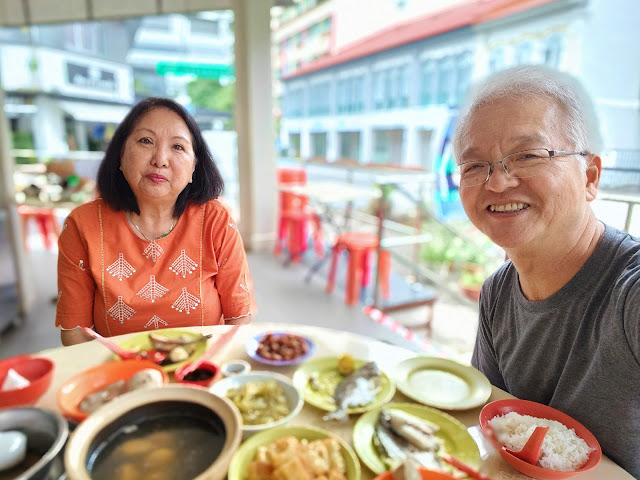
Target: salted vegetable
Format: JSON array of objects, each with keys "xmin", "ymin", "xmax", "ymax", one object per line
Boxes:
[{"xmin": 226, "ymin": 380, "xmax": 290, "ymax": 425}]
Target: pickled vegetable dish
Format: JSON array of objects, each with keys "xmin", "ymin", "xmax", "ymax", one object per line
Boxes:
[{"xmin": 226, "ymin": 380, "xmax": 290, "ymax": 425}]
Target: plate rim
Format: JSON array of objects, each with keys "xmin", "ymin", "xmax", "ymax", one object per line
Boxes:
[
  {"xmin": 394, "ymin": 356, "xmax": 491, "ymax": 410},
  {"xmin": 353, "ymin": 401, "xmax": 482, "ymax": 475},
  {"xmin": 227, "ymin": 424, "xmax": 361, "ymax": 480},
  {"xmin": 291, "ymin": 355, "xmax": 396, "ymax": 414},
  {"xmin": 116, "ymin": 328, "xmax": 207, "ymax": 372},
  {"xmin": 245, "ymin": 330, "xmax": 316, "ymax": 366}
]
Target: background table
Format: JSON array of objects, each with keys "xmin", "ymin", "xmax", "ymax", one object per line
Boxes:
[{"xmin": 36, "ymin": 323, "xmax": 633, "ymax": 480}]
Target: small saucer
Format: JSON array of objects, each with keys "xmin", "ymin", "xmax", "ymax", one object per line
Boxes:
[{"xmin": 220, "ymin": 360, "xmax": 251, "ymax": 377}]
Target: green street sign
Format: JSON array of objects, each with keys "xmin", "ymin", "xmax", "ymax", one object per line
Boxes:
[{"xmin": 155, "ymin": 62, "xmax": 235, "ymax": 79}]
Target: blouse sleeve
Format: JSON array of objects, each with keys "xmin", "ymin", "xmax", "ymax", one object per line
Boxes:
[
  {"xmin": 55, "ymin": 211, "xmax": 96, "ymax": 330},
  {"xmin": 210, "ymin": 209, "xmax": 252, "ymax": 321}
]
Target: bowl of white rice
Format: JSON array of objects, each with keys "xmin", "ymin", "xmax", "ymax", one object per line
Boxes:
[{"xmin": 479, "ymin": 399, "xmax": 601, "ymax": 479}]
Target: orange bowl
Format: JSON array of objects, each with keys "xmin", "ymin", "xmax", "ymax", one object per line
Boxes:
[
  {"xmin": 479, "ymin": 399, "xmax": 602, "ymax": 480},
  {"xmin": 0, "ymin": 354, "xmax": 54, "ymax": 408},
  {"xmin": 373, "ymin": 467, "xmax": 457, "ymax": 480},
  {"xmin": 57, "ymin": 359, "xmax": 168, "ymax": 423}
]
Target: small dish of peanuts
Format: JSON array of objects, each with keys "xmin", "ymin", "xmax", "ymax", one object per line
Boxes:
[{"xmin": 246, "ymin": 331, "xmax": 316, "ymax": 366}]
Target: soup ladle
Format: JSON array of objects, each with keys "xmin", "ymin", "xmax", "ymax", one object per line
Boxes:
[{"xmin": 82, "ymin": 328, "xmax": 167, "ymax": 364}]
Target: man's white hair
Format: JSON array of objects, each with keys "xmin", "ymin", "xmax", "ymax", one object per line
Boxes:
[{"xmin": 453, "ymin": 65, "xmax": 602, "ymax": 170}]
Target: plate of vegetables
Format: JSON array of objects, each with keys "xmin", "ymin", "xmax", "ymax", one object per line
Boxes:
[{"xmin": 116, "ymin": 329, "xmax": 209, "ymax": 372}]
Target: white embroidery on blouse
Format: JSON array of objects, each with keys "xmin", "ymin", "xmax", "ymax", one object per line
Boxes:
[
  {"xmin": 136, "ymin": 275, "xmax": 169, "ymax": 303},
  {"xmin": 169, "ymin": 249, "xmax": 198, "ymax": 278},
  {"xmin": 144, "ymin": 315, "xmax": 168, "ymax": 329},
  {"xmin": 171, "ymin": 287, "xmax": 201, "ymax": 314},
  {"xmin": 106, "ymin": 253, "xmax": 136, "ymax": 281},
  {"xmin": 107, "ymin": 296, "xmax": 136, "ymax": 324}
]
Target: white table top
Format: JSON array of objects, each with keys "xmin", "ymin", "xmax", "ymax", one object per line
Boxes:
[{"xmin": 36, "ymin": 323, "xmax": 633, "ymax": 480}]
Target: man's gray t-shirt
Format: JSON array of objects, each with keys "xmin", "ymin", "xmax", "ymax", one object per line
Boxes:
[{"xmin": 472, "ymin": 225, "xmax": 640, "ymax": 478}]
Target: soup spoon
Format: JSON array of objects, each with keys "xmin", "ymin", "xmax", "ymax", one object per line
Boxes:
[
  {"xmin": 82, "ymin": 328, "xmax": 166, "ymax": 364},
  {"xmin": 503, "ymin": 425, "xmax": 549, "ymax": 464}
]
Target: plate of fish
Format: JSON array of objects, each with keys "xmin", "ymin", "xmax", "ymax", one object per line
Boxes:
[
  {"xmin": 116, "ymin": 329, "xmax": 210, "ymax": 372},
  {"xmin": 228, "ymin": 425, "xmax": 361, "ymax": 480},
  {"xmin": 394, "ymin": 356, "xmax": 491, "ymax": 410},
  {"xmin": 353, "ymin": 402, "xmax": 482, "ymax": 475},
  {"xmin": 245, "ymin": 331, "xmax": 315, "ymax": 366},
  {"xmin": 291, "ymin": 356, "xmax": 395, "ymax": 422}
]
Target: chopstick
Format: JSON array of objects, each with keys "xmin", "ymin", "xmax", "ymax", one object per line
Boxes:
[{"xmin": 441, "ymin": 454, "xmax": 493, "ymax": 480}]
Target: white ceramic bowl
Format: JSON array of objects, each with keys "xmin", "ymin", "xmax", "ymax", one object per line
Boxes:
[
  {"xmin": 64, "ymin": 385, "xmax": 242, "ymax": 480},
  {"xmin": 210, "ymin": 371, "xmax": 303, "ymax": 438}
]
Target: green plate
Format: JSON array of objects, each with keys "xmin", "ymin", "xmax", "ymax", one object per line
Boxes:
[
  {"xmin": 394, "ymin": 357, "xmax": 491, "ymax": 410},
  {"xmin": 291, "ymin": 356, "xmax": 395, "ymax": 414},
  {"xmin": 228, "ymin": 425, "xmax": 361, "ymax": 480},
  {"xmin": 353, "ymin": 402, "xmax": 482, "ymax": 475},
  {"xmin": 116, "ymin": 329, "xmax": 207, "ymax": 372}
]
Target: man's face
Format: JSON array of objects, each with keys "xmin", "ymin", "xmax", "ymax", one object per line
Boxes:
[{"xmin": 456, "ymin": 96, "xmax": 598, "ymax": 252}]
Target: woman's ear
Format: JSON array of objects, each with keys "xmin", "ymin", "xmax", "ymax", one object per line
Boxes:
[{"xmin": 585, "ymin": 154, "xmax": 601, "ymax": 202}]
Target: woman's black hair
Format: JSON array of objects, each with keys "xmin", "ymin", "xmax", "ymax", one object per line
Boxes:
[{"xmin": 97, "ymin": 97, "xmax": 224, "ymax": 217}]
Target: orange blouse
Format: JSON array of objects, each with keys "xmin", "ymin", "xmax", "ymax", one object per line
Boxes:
[{"xmin": 56, "ymin": 198, "xmax": 251, "ymax": 337}]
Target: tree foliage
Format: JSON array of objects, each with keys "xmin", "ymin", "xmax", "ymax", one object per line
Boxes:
[{"xmin": 187, "ymin": 78, "xmax": 235, "ymax": 113}]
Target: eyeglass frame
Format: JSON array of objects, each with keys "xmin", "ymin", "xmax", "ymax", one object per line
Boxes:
[{"xmin": 457, "ymin": 148, "xmax": 591, "ymax": 187}]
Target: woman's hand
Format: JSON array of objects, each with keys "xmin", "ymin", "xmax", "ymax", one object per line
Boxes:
[{"xmin": 61, "ymin": 328, "xmax": 95, "ymax": 346}]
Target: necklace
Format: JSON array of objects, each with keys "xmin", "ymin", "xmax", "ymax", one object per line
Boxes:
[{"xmin": 130, "ymin": 214, "xmax": 177, "ymax": 241}]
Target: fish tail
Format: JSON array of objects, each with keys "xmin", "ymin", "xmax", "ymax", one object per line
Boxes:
[{"xmin": 323, "ymin": 408, "xmax": 348, "ymax": 422}]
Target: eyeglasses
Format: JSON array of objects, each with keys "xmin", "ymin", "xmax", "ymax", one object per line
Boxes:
[{"xmin": 458, "ymin": 148, "xmax": 590, "ymax": 187}]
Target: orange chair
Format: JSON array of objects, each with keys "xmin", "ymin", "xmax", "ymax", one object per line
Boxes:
[
  {"xmin": 274, "ymin": 167, "xmax": 323, "ymax": 262},
  {"xmin": 325, "ymin": 232, "xmax": 391, "ymax": 306},
  {"xmin": 17, "ymin": 205, "xmax": 61, "ymax": 251}
]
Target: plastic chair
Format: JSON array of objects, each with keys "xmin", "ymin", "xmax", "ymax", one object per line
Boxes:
[
  {"xmin": 273, "ymin": 167, "xmax": 324, "ymax": 262},
  {"xmin": 325, "ymin": 232, "xmax": 391, "ymax": 306},
  {"xmin": 17, "ymin": 205, "xmax": 61, "ymax": 251}
]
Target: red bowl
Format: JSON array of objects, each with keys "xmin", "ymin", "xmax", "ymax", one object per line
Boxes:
[
  {"xmin": 479, "ymin": 399, "xmax": 602, "ymax": 479},
  {"xmin": 57, "ymin": 359, "xmax": 168, "ymax": 423},
  {"xmin": 373, "ymin": 467, "xmax": 457, "ymax": 480},
  {"xmin": 0, "ymin": 354, "xmax": 55, "ymax": 408},
  {"xmin": 174, "ymin": 361, "xmax": 220, "ymax": 387}
]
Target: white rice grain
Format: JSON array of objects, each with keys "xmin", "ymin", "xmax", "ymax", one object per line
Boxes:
[{"xmin": 488, "ymin": 411, "xmax": 593, "ymax": 471}]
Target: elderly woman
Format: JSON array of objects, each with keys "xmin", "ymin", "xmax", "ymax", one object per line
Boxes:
[{"xmin": 56, "ymin": 98, "xmax": 252, "ymax": 346}]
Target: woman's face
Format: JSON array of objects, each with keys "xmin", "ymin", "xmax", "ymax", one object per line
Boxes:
[{"xmin": 120, "ymin": 107, "xmax": 196, "ymax": 208}]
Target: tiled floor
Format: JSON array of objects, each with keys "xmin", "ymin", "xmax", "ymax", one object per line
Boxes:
[{"xmin": 0, "ymin": 233, "xmax": 479, "ymax": 362}]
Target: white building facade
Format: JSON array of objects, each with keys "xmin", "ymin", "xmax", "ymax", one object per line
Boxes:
[{"xmin": 278, "ymin": 0, "xmax": 640, "ymax": 185}]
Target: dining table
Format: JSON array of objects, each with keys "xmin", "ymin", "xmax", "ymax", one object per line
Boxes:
[{"xmin": 34, "ymin": 323, "xmax": 633, "ymax": 480}]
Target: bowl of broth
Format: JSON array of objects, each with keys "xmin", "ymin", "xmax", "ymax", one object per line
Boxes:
[
  {"xmin": 0, "ymin": 407, "xmax": 68, "ymax": 480},
  {"xmin": 64, "ymin": 385, "xmax": 242, "ymax": 480}
]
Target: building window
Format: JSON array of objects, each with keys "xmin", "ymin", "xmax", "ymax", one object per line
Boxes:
[
  {"xmin": 64, "ymin": 22, "xmax": 103, "ymax": 54},
  {"xmin": 515, "ymin": 41, "xmax": 532, "ymax": 65},
  {"xmin": 373, "ymin": 71, "xmax": 384, "ymax": 110},
  {"xmin": 544, "ymin": 35, "xmax": 563, "ymax": 68},
  {"xmin": 455, "ymin": 52, "xmax": 473, "ymax": 107},
  {"xmin": 339, "ymin": 131, "xmax": 360, "ymax": 160},
  {"xmin": 310, "ymin": 132, "xmax": 327, "ymax": 157},
  {"xmin": 309, "ymin": 82, "xmax": 330, "ymax": 116},
  {"xmin": 488, "ymin": 46, "xmax": 504, "ymax": 73},
  {"xmin": 436, "ymin": 56, "xmax": 453, "ymax": 105},
  {"xmin": 420, "ymin": 60, "xmax": 436, "ymax": 105}
]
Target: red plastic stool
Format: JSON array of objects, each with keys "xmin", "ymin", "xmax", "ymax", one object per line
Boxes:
[
  {"xmin": 275, "ymin": 208, "xmax": 324, "ymax": 262},
  {"xmin": 273, "ymin": 167, "xmax": 323, "ymax": 262},
  {"xmin": 17, "ymin": 205, "xmax": 61, "ymax": 251},
  {"xmin": 325, "ymin": 232, "xmax": 391, "ymax": 306}
]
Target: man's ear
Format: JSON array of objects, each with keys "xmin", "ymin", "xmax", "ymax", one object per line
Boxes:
[{"xmin": 585, "ymin": 154, "xmax": 601, "ymax": 202}]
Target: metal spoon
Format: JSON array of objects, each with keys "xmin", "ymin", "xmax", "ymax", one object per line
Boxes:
[{"xmin": 82, "ymin": 327, "xmax": 166, "ymax": 364}]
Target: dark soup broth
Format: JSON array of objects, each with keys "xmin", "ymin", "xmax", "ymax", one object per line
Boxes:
[
  {"xmin": 89, "ymin": 411, "xmax": 226, "ymax": 480},
  {"xmin": 0, "ymin": 450, "xmax": 41, "ymax": 480}
]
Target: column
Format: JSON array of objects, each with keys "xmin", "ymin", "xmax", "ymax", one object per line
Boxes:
[
  {"xmin": 360, "ymin": 126, "xmax": 372, "ymax": 164},
  {"xmin": 233, "ymin": 0, "xmax": 277, "ymax": 252}
]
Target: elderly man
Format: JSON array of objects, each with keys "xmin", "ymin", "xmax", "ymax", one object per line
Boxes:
[{"xmin": 453, "ymin": 65, "xmax": 639, "ymax": 477}]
